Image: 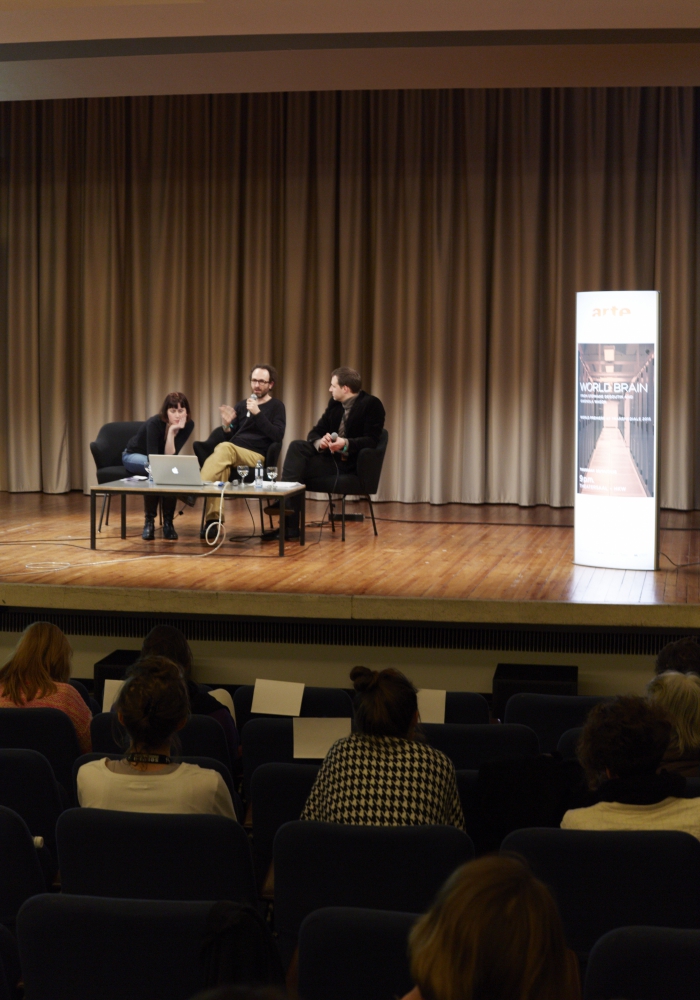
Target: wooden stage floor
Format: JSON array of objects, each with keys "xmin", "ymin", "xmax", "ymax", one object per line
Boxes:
[{"xmin": 0, "ymin": 492, "xmax": 699, "ymax": 629}]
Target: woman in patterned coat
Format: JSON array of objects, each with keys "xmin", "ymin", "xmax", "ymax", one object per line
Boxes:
[{"xmin": 301, "ymin": 666, "xmax": 465, "ymax": 829}]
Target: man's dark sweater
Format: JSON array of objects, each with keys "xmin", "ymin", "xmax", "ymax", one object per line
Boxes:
[{"xmin": 200, "ymin": 397, "xmax": 286, "ymax": 461}]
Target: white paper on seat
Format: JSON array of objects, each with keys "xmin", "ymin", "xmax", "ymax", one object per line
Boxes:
[
  {"xmin": 417, "ymin": 689, "xmax": 447, "ymax": 724},
  {"xmin": 293, "ymin": 717, "xmax": 352, "ymax": 759},
  {"xmin": 209, "ymin": 687, "xmax": 236, "ymax": 723},
  {"xmin": 273, "ymin": 482, "xmax": 304, "ymax": 490},
  {"xmin": 103, "ymin": 678, "xmax": 125, "ymax": 713},
  {"xmin": 251, "ymin": 678, "xmax": 305, "ymax": 716}
]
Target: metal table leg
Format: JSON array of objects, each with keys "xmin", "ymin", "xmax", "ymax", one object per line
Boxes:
[
  {"xmin": 121, "ymin": 494, "xmax": 127, "ymax": 539},
  {"xmin": 90, "ymin": 490, "xmax": 97, "ymax": 550},
  {"xmin": 279, "ymin": 495, "xmax": 285, "ymax": 557},
  {"xmin": 300, "ymin": 491, "xmax": 306, "ymax": 546}
]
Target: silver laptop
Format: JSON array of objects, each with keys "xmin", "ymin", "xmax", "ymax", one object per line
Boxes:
[{"xmin": 148, "ymin": 454, "xmax": 203, "ymax": 487}]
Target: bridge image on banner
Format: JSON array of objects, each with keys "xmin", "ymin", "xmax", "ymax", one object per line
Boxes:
[{"xmin": 577, "ymin": 343, "xmax": 655, "ymax": 500}]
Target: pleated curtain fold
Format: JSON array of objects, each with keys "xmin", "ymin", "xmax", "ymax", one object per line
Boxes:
[{"xmin": 0, "ymin": 88, "xmax": 698, "ymax": 507}]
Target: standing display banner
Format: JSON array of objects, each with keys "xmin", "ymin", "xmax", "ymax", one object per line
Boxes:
[{"xmin": 574, "ymin": 290, "xmax": 659, "ymax": 571}]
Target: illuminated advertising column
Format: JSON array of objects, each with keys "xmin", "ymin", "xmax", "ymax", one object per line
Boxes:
[{"xmin": 575, "ymin": 291, "xmax": 659, "ymax": 570}]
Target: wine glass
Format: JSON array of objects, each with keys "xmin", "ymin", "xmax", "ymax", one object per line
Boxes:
[
  {"xmin": 266, "ymin": 467, "xmax": 278, "ymax": 490},
  {"xmin": 237, "ymin": 465, "xmax": 248, "ymax": 488}
]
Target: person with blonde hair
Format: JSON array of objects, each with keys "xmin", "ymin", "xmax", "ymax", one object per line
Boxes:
[
  {"xmin": 401, "ymin": 855, "xmax": 580, "ymax": 1000},
  {"xmin": 647, "ymin": 670, "xmax": 700, "ymax": 777},
  {"xmin": 0, "ymin": 621, "xmax": 91, "ymax": 752}
]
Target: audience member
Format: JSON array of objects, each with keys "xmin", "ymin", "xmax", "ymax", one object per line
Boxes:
[
  {"xmin": 0, "ymin": 621, "xmax": 91, "ymax": 752},
  {"xmin": 77, "ymin": 656, "xmax": 236, "ymax": 818},
  {"xmin": 647, "ymin": 670, "xmax": 700, "ymax": 777},
  {"xmin": 301, "ymin": 666, "xmax": 465, "ymax": 828},
  {"xmin": 655, "ymin": 636, "xmax": 700, "ymax": 675},
  {"xmin": 561, "ymin": 696, "xmax": 700, "ymax": 838},
  {"xmin": 140, "ymin": 625, "xmax": 238, "ymax": 759},
  {"xmin": 402, "ymin": 855, "xmax": 580, "ymax": 1000}
]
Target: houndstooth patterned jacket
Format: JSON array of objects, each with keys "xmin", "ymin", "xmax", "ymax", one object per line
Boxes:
[{"xmin": 300, "ymin": 733, "xmax": 466, "ymax": 830}]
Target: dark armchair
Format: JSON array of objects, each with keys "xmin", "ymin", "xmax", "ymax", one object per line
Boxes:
[
  {"xmin": 89, "ymin": 421, "xmax": 143, "ymax": 532},
  {"xmin": 307, "ymin": 428, "xmax": 389, "ymax": 540}
]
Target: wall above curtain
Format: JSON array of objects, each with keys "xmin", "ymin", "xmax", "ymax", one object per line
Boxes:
[{"xmin": 0, "ymin": 88, "xmax": 699, "ymax": 507}]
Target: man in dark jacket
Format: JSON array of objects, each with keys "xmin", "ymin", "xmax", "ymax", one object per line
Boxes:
[{"xmin": 265, "ymin": 366, "xmax": 385, "ymax": 540}]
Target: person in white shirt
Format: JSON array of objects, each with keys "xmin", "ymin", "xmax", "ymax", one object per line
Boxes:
[
  {"xmin": 561, "ymin": 695, "xmax": 700, "ymax": 840},
  {"xmin": 77, "ymin": 655, "xmax": 235, "ymax": 819}
]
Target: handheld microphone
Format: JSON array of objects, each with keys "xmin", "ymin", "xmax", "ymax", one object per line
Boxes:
[
  {"xmin": 246, "ymin": 394, "xmax": 256, "ymax": 418},
  {"xmin": 330, "ymin": 432, "xmax": 338, "ymax": 442}
]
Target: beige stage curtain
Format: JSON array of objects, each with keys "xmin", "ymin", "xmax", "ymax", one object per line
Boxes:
[{"xmin": 0, "ymin": 88, "xmax": 699, "ymax": 507}]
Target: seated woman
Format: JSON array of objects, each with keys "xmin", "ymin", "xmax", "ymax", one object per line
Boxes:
[
  {"xmin": 647, "ymin": 670, "xmax": 700, "ymax": 777},
  {"xmin": 122, "ymin": 391, "xmax": 194, "ymax": 541},
  {"xmin": 402, "ymin": 855, "xmax": 580, "ymax": 1000},
  {"xmin": 561, "ymin": 695, "xmax": 700, "ymax": 839},
  {"xmin": 139, "ymin": 625, "xmax": 238, "ymax": 760},
  {"xmin": 77, "ymin": 656, "xmax": 236, "ymax": 818},
  {"xmin": 301, "ymin": 666, "xmax": 465, "ymax": 829},
  {"xmin": 0, "ymin": 622, "xmax": 91, "ymax": 753}
]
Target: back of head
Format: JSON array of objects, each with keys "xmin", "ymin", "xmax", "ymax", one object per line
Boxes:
[
  {"xmin": 647, "ymin": 671, "xmax": 700, "ymax": 757},
  {"xmin": 115, "ymin": 655, "xmax": 190, "ymax": 753},
  {"xmin": 578, "ymin": 695, "xmax": 672, "ymax": 786},
  {"xmin": 655, "ymin": 637, "xmax": 700, "ymax": 676},
  {"xmin": 140, "ymin": 626, "xmax": 193, "ymax": 680},
  {"xmin": 350, "ymin": 666, "xmax": 417, "ymax": 738},
  {"xmin": 0, "ymin": 621, "xmax": 71, "ymax": 704},
  {"xmin": 409, "ymin": 855, "xmax": 572, "ymax": 1000}
]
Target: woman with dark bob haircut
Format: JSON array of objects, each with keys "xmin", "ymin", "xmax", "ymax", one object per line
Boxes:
[
  {"xmin": 401, "ymin": 855, "xmax": 580, "ymax": 1000},
  {"xmin": 122, "ymin": 391, "xmax": 194, "ymax": 541},
  {"xmin": 301, "ymin": 666, "xmax": 465, "ymax": 828},
  {"xmin": 561, "ymin": 695, "xmax": 700, "ymax": 839},
  {"xmin": 77, "ymin": 656, "xmax": 235, "ymax": 817}
]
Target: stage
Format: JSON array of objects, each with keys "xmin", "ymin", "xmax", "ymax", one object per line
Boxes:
[{"xmin": 0, "ymin": 492, "xmax": 699, "ymax": 631}]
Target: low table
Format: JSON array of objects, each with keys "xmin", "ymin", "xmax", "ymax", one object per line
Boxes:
[{"xmin": 90, "ymin": 481, "xmax": 306, "ymax": 556}]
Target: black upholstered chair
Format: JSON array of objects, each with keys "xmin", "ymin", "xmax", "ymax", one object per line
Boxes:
[
  {"xmin": 89, "ymin": 421, "xmax": 143, "ymax": 532},
  {"xmin": 305, "ymin": 428, "xmax": 388, "ymax": 540},
  {"xmin": 193, "ymin": 430, "xmax": 283, "ymax": 535}
]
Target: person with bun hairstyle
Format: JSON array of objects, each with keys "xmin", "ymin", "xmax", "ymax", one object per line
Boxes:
[
  {"xmin": 140, "ymin": 625, "xmax": 238, "ymax": 760},
  {"xmin": 0, "ymin": 622, "xmax": 91, "ymax": 753},
  {"xmin": 77, "ymin": 656, "xmax": 235, "ymax": 817},
  {"xmin": 301, "ymin": 666, "xmax": 465, "ymax": 828},
  {"xmin": 401, "ymin": 855, "xmax": 580, "ymax": 1000}
]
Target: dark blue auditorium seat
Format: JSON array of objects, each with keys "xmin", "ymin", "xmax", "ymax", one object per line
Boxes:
[
  {"xmin": 57, "ymin": 808, "xmax": 257, "ymax": 905},
  {"xmin": 71, "ymin": 752, "xmax": 244, "ymax": 823},
  {"xmin": 250, "ymin": 762, "xmax": 320, "ymax": 892},
  {"xmin": 0, "ymin": 749, "xmax": 64, "ymax": 861},
  {"xmin": 504, "ymin": 694, "xmax": 607, "ymax": 753},
  {"xmin": 233, "ymin": 684, "xmax": 353, "ymax": 733},
  {"xmin": 17, "ymin": 894, "xmax": 212, "ymax": 1000},
  {"xmin": 241, "ymin": 718, "xmax": 325, "ymax": 799},
  {"xmin": 90, "ymin": 711, "xmax": 231, "ymax": 771},
  {"xmin": 0, "ymin": 806, "xmax": 46, "ymax": 929},
  {"xmin": 583, "ymin": 926, "xmax": 700, "ymax": 1000},
  {"xmin": 557, "ymin": 726, "xmax": 583, "ymax": 759},
  {"xmin": 421, "ymin": 722, "xmax": 539, "ymax": 770},
  {"xmin": 0, "ymin": 709, "xmax": 81, "ymax": 796},
  {"xmin": 298, "ymin": 907, "xmax": 417, "ymax": 1000},
  {"xmin": 443, "ymin": 692, "xmax": 490, "ymax": 724},
  {"xmin": 274, "ymin": 820, "xmax": 473, "ymax": 967},
  {"xmin": 502, "ymin": 829, "xmax": 700, "ymax": 962}
]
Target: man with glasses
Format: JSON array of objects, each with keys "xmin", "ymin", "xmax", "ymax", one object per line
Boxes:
[{"xmin": 200, "ymin": 364, "xmax": 285, "ymax": 535}]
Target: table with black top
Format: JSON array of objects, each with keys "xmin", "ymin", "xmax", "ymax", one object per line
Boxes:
[{"xmin": 90, "ymin": 481, "xmax": 306, "ymax": 556}]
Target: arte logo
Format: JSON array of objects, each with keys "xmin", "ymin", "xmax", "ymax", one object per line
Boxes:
[{"xmin": 592, "ymin": 306, "xmax": 631, "ymax": 317}]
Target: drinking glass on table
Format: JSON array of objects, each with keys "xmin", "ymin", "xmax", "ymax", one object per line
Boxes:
[
  {"xmin": 237, "ymin": 465, "xmax": 248, "ymax": 488},
  {"xmin": 266, "ymin": 467, "xmax": 278, "ymax": 489}
]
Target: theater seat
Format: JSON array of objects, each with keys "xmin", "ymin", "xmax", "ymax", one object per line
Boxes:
[
  {"xmin": 90, "ymin": 712, "xmax": 232, "ymax": 771},
  {"xmin": 422, "ymin": 723, "xmax": 539, "ymax": 770},
  {"xmin": 298, "ymin": 907, "xmax": 417, "ymax": 1000},
  {"xmin": 583, "ymin": 926, "xmax": 700, "ymax": 1000},
  {"xmin": 233, "ymin": 685, "xmax": 353, "ymax": 734}
]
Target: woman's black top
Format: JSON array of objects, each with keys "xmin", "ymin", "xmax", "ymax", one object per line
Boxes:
[{"xmin": 125, "ymin": 414, "xmax": 194, "ymax": 456}]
